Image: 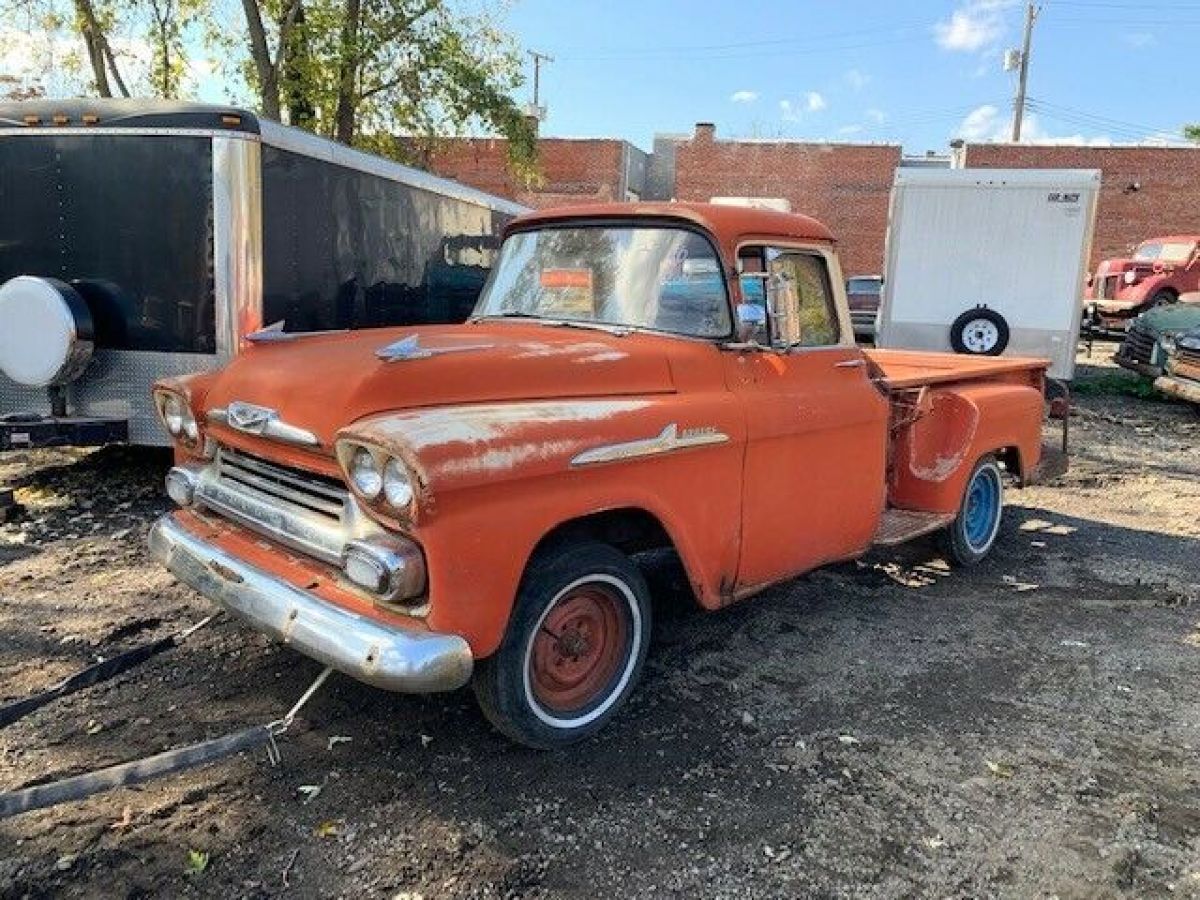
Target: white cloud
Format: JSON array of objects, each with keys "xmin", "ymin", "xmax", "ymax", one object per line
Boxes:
[
  {"xmin": 780, "ymin": 99, "xmax": 801, "ymax": 122},
  {"xmin": 730, "ymin": 90, "xmax": 759, "ymax": 104},
  {"xmin": 844, "ymin": 68, "xmax": 869, "ymax": 91},
  {"xmin": 1124, "ymin": 32, "xmax": 1154, "ymax": 49},
  {"xmin": 955, "ymin": 103, "xmax": 1114, "ymax": 145},
  {"xmin": 865, "ymin": 108, "xmax": 886, "ymax": 124},
  {"xmin": 934, "ymin": 1, "xmax": 1015, "ymax": 53},
  {"xmin": 806, "ymin": 91, "xmax": 826, "ymax": 112},
  {"xmin": 838, "ymin": 124, "xmax": 864, "ymax": 136}
]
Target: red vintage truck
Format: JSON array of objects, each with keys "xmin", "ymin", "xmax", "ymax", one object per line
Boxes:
[
  {"xmin": 149, "ymin": 203, "xmax": 1066, "ymax": 748},
  {"xmin": 1087, "ymin": 235, "xmax": 1200, "ymax": 326}
]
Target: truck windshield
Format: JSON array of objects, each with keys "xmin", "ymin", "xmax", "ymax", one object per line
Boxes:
[
  {"xmin": 474, "ymin": 225, "xmax": 732, "ymax": 338},
  {"xmin": 1134, "ymin": 241, "xmax": 1195, "ymax": 263}
]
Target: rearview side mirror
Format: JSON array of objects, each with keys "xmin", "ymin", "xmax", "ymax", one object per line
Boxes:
[{"xmin": 734, "ymin": 303, "xmax": 768, "ymax": 343}]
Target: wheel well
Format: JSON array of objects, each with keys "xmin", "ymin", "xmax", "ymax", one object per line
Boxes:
[
  {"xmin": 532, "ymin": 507, "xmax": 676, "ymax": 559},
  {"xmin": 995, "ymin": 445, "xmax": 1023, "ymax": 479}
]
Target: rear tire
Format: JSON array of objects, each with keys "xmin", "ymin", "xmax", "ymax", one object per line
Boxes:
[
  {"xmin": 472, "ymin": 540, "xmax": 651, "ymax": 749},
  {"xmin": 940, "ymin": 456, "xmax": 1004, "ymax": 567}
]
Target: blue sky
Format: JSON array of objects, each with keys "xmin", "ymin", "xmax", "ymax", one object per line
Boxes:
[{"xmin": 501, "ymin": 0, "xmax": 1193, "ymax": 153}]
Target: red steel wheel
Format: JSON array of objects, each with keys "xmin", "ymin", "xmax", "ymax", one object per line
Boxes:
[
  {"xmin": 472, "ymin": 540, "xmax": 652, "ymax": 748},
  {"xmin": 528, "ymin": 582, "xmax": 630, "ymax": 715}
]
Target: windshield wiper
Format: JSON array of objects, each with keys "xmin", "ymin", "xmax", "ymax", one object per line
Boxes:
[{"xmin": 538, "ymin": 319, "xmax": 632, "ymax": 336}]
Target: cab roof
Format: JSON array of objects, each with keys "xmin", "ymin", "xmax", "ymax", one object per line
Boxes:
[{"xmin": 510, "ymin": 202, "xmax": 836, "ymax": 258}]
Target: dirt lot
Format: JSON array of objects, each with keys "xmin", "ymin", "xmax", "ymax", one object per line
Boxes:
[{"xmin": 1, "ymin": 347, "xmax": 1198, "ymax": 899}]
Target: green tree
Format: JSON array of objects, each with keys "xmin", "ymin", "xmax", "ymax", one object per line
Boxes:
[
  {"xmin": 236, "ymin": 0, "xmax": 536, "ymax": 176},
  {"xmin": 1185, "ymin": 124, "xmax": 1200, "ymax": 143}
]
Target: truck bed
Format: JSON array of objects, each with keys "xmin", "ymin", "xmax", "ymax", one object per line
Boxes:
[{"xmin": 864, "ymin": 348, "xmax": 1050, "ymax": 390}]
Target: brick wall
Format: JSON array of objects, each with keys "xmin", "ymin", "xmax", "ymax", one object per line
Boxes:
[
  {"xmin": 670, "ymin": 124, "xmax": 902, "ymax": 276},
  {"xmin": 961, "ymin": 143, "xmax": 1200, "ymax": 269},
  {"xmin": 425, "ymin": 138, "xmax": 630, "ymax": 209}
]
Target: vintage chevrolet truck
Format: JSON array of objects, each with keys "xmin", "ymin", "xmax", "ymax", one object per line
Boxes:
[
  {"xmin": 149, "ymin": 203, "xmax": 1066, "ymax": 748},
  {"xmin": 1086, "ymin": 235, "xmax": 1200, "ymax": 327}
]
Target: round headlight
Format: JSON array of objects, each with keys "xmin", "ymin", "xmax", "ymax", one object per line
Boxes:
[
  {"xmin": 350, "ymin": 447, "xmax": 383, "ymax": 499},
  {"xmin": 383, "ymin": 458, "xmax": 414, "ymax": 509},
  {"xmin": 1123, "ymin": 270, "xmax": 1138, "ymax": 285},
  {"xmin": 162, "ymin": 394, "xmax": 185, "ymax": 435}
]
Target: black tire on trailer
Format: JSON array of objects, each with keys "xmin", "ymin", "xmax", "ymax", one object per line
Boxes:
[
  {"xmin": 472, "ymin": 540, "xmax": 652, "ymax": 749},
  {"xmin": 949, "ymin": 307, "xmax": 1011, "ymax": 356}
]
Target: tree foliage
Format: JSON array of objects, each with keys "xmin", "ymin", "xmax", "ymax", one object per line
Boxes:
[
  {"xmin": 1, "ymin": 0, "xmax": 537, "ymax": 178},
  {"xmin": 1185, "ymin": 124, "xmax": 1200, "ymax": 144}
]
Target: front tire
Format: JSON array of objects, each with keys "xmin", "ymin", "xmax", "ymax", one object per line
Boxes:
[
  {"xmin": 1147, "ymin": 288, "xmax": 1177, "ymax": 309},
  {"xmin": 940, "ymin": 456, "xmax": 1004, "ymax": 567},
  {"xmin": 472, "ymin": 540, "xmax": 651, "ymax": 749}
]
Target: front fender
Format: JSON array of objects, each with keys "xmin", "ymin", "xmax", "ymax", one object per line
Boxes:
[{"xmin": 341, "ymin": 394, "xmax": 746, "ymax": 656}]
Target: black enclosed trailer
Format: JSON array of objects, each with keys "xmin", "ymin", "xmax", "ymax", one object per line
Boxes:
[{"xmin": 0, "ymin": 99, "xmax": 526, "ymax": 449}]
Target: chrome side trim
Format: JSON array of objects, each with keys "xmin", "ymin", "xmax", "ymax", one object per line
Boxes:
[
  {"xmin": 208, "ymin": 404, "xmax": 320, "ymax": 448},
  {"xmin": 149, "ymin": 514, "xmax": 472, "ymax": 693},
  {"xmin": 570, "ymin": 423, "xmax": 730, "ymax": 467}
]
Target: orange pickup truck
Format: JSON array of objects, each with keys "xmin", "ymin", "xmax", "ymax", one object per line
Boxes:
[{"xmin": 149, "ymin": 203, "xmax": 1066, "ymax": 748}]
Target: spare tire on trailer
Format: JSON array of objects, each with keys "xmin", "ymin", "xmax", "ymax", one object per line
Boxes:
[
  {"xmin": 949, "ymin": 306, "xmax": 1010, "ymax": 356},
  {"xmin": 0, "ymin": 276, "xmax": 94, "ymax": 387}
]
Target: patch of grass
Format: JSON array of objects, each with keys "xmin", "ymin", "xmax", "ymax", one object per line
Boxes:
[{"xmin": 1072, "ymin": 371, "xmax": 1161, "ymax": 399}]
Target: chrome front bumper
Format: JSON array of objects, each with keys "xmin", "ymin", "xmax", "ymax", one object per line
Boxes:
[{"xmin": 148, "ymin": 514, "xmax": 473, "ymax": 693}]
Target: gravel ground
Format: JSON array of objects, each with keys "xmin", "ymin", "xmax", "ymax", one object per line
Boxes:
[{"xmin": 1, "ymin": 346, "xmax": 1198, "ymax": 899}]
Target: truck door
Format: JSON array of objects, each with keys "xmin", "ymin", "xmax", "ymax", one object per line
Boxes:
[{"xmin": 726, "ymin": 245, "xmax": 889, "ymax": 592}]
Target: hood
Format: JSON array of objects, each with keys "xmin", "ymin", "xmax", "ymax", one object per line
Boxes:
[
  {"xmin": 1097, "ymin": 258, "xmax": 1157, "ymax": 274},
  {"xmin": 1177, "ymin": 326, "xmax": 1200, "ymax": 352},
  {"xmin": 1131, "ymin": 302, "xmax": 1200, "ymax": 335},
  {"xmin": 201, "ymin": 322, "xmax": 677, "ymax": 450}
]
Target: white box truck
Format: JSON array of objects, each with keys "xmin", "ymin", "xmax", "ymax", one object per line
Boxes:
[{"xmin": 876, "ymin": 167, "xmax": 1100, "ymax": 380}]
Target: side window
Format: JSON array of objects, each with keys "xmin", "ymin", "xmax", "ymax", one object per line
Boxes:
[{"xmin": 764, "ymin": 249, "xmax": 840, "ymax": 347}]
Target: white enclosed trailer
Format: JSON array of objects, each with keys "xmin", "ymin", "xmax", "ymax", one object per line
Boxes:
[{"xmin": 876, "ymin": 167, "xmax": 1100, "ymax": 380}]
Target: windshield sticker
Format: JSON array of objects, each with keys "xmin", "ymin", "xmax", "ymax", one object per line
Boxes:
[{"xmin": 539, "ymin": 268, "xmax": 595, "ymax": 316}]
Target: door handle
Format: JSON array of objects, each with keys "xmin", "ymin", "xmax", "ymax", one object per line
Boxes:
[{"xmin": 834, "ymin": 358, "xmax": 865, "ymax": 368}]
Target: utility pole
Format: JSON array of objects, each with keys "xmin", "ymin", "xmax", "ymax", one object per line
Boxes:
[
  {"xmin": 527, "ymin": 49, "xmax": 554, "ymax": 113},
  {"xmin": 1011, "ymin": 2, "xmax": 1039, "ymax": 142}
]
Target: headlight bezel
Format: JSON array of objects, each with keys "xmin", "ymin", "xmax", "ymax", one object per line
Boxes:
[
  {"xmin": 153, "ymin": 389, "xmax": 203, "ymax": 452},
  {"xmin": 336, "ymin": 439, "xmax": 419, "ymax": 519}
]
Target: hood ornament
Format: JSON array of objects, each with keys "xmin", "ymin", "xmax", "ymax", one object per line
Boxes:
[
  {"xmin": 245, "ymin": 321, "xmax": 348, "ymax": 344},
  {"xmin": 376, "ymin": 333, "xmax": 492, "ymax": 362}
]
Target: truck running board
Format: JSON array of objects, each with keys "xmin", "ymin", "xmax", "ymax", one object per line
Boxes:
[{"xmin": 872, "ymin": 509, "xmax": 955, "ymax": 547}]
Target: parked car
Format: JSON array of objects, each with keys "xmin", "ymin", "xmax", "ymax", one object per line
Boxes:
[
  {"xmin": 846, "ymin": 275, "xmax": 883, "ymax": 340},
  {"xmin": 148, "ymin": 203, "xmax": 1065, "ymax": 748},
  {"xmin": 1153, "ymin": 325, "xmax": 1200, "ymax": 408},
  {"xmin": 1112, "ymin": 295, "xmax": 1200, "ymax": 377},
  {"xmin": 1086, "ymin": 236, "xmax": 1200, "ymax": 327},
  {"xmin": 0, "ymin": 99, "xmax": 524, "ymax": 451}
]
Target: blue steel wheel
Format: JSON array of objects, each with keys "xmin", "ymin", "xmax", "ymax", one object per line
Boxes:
[{"xmin": 941, "ymin": 456, "xmax": 1004, "ymax": 567}]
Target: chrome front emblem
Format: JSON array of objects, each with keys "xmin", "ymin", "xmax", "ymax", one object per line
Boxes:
[
  {"xmin": 208, "ymin": 403, "xmax": 321, "ymax": 449},
  {"xmin": 226, "ymin": 401, "xmax": 278, "ymax": 434}
]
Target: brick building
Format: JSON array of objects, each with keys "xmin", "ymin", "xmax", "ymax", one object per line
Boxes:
[
  {"xmin": 956, "ymin": 143, "xmax": 1200, "ymax": 269},
  {"xmin": 424, "ymin": 126, "xmax": 1200, "ymax": 281},
  {"xmin": 424, "ymin": 137, "xmax": 647, "ymax": 208},
  {"xmin": 666, "ymin": 123, "xmax": 901, "ymax": 277}
]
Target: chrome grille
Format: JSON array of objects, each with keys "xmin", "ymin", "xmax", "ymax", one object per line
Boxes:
[
  {"xmin": 193, "ymin": 447, "xmax": 358, "ymax": 564},
  {"xmin": 218, "ymin": 449, "xmax": 346, "ymax": 521},
  {"xmin": 1120, "ymin": 325, "xmax": 1157, "ymax": 365},
  {"xmin": 1095, "ymin": 275, "xmax": 1119, "ymax": 301}
]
